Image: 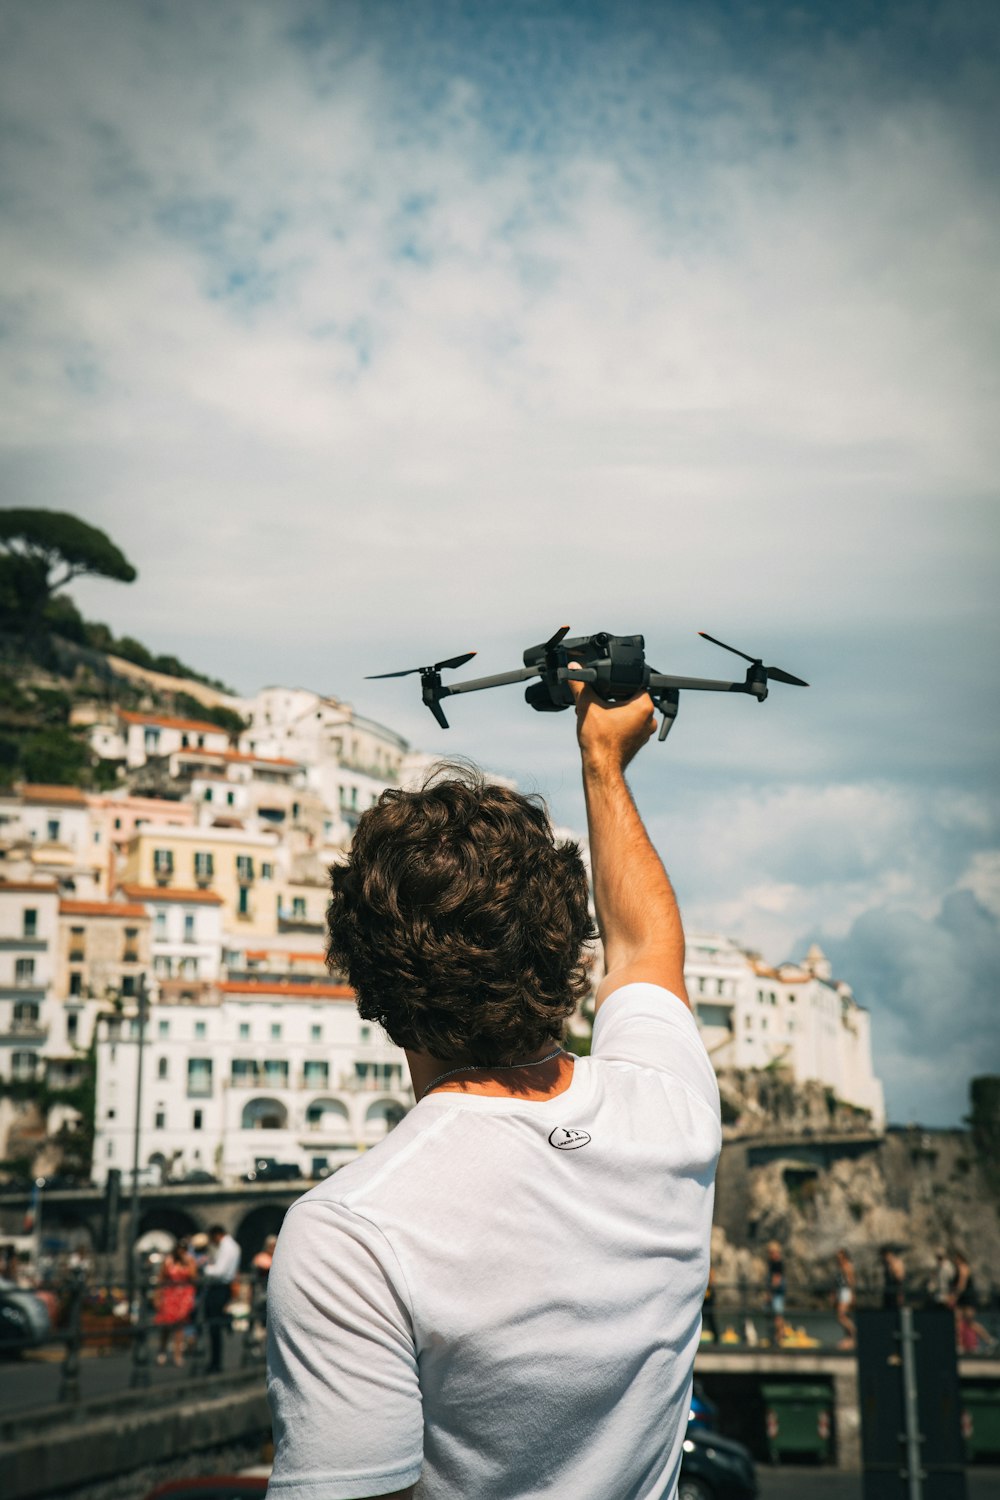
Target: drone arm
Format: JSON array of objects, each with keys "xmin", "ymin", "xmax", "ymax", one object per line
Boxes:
[
  {"xmin": 438, "ymin": 665, "xmax": 541, "ymax": 698},
  {"xmin": 648, "ymin": 670, "xmax": 766, "ymax": 701}
]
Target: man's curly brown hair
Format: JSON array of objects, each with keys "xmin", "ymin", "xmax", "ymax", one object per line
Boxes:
[{"xmin": 326, "ymin": 763, "xmax": 595, "ymax": 1064}]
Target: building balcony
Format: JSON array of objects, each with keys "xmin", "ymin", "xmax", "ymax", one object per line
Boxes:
[
  {"xmin": 0, "ymin": 938, "xmax": 48, "ymax": 952},
  {"xmin": 338, "ymin": 1074, "xmax": 406, "ymax": 1093},
  {"xmin": 2, "ymin": 1019, "xmax": 49, "ymax": 1040},
  {"xmin": 68, "ymin": 949, "xmax": 85, "ymax": 962},
  {"xmin": 187, "ymin": 1086, "xmax": 214, "ymax": 1099},
  {"xmin": 123, "ymin": 950, "xmax": 140, "ymax": 964}
]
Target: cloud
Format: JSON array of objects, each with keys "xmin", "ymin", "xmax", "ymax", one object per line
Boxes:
[{"xmin": 823, "ymin": 891, "xmax": 1000, "ymax": 1127}]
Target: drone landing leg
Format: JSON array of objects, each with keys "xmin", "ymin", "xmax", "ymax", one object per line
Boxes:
[{"xmin": 656, "ymin": 690, "xmax": 679, "ymax": 741}]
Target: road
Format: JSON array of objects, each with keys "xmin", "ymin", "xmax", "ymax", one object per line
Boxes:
[
  {"xmin": 758, "ymin": 1474, "xmax": 1000, "ymax": 1499},
  {"xmin": 1, "ymin": 1330, "xmax": 250, "ymax": 1414}
]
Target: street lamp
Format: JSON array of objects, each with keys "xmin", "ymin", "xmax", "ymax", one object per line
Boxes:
[{"xmin": 125, "ymin": 973, "xmax": 150, "ymax": 1313}]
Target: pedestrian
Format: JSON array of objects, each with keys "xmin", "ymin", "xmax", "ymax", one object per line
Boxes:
[
  {"xmin": 267, "ymin": 676, "xmax": 721, "ymax": 1498},
  {"xmin": 702, "ymin": 1264, "xmax": 719, "ymax": 1343},
  {"xmin": 881, "ymin": 1245, "xmax": 906, "ymax": 1310},
  {"xmin": 949, "ymin": 1249, "xmax": 995, "ymax": 1354},
  {"xmin": 766, "ymin": 1240, "xmax": 788, "ymax": 1348},
  {"xmin": 251, "ymin": 1234, "xmax": 277, "ymax": 1347},
  {"xmin": 202, "ymin": 1224, "xmax": 241, "ymax": 1374},
  {"xmin": 154, "ymin": 1240, "xmax": 197, "ymax": 1367},
  {"xmin": 928, "ymin": 1246, "xmax": 954, "ymax": 1308},
  {"xmin": 834, "ymin": 1247, "xmax": 857, "ymax": 1350}
]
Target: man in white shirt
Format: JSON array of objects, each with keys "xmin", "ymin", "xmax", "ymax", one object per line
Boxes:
[
  {"xmin": 203, "ymin": 1224, "xmax": 240, "ymax": 1374},
  {"xmin": 267, "ymin": 676, "xmax": 720, "ymax": 1498}
]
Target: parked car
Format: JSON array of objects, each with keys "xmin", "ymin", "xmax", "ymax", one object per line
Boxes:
[
  {"xmin": 689, "ymin": 1379, "xmax": 720, "ymax": 1430},
  {"xmin": 180, "ymin": 1170, "xmax": 219, "ymax": 1184},
  {"xmin": 679, "ymin": 1426, "xmax": 757, "ymax": 1500},
  {"xmin": 143, "ymin": 1479, "xmax": 268, "ymax": 1500},
  {"xmin": 242, "ymin": 1159, "xmax": 302, "ymax": 1183},
  {"xmin": 0, "ymin": 1276, "xmax": 52, "ymax": 1355}
]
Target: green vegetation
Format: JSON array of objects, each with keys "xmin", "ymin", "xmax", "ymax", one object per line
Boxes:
[
  {"xmin": 967, "ymin": 1075, "xmax": 1000, "ymax": 1193},
  {"xmin": 0, "ymin": 508, "xmax": 136, "ymax": 643}
]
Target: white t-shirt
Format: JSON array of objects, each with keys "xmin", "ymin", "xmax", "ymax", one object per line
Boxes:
[{"xmin": 266, "ymin": 983, "xmax": 721, "ymax": 1500}]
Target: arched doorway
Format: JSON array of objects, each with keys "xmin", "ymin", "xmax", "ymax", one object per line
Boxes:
[
  {"xmin": 236, "ymin": 1203, "xmax": 291, "ymax": 1266},
  {"xmin": 364, "ymin": 1098, "xmax": 407, "ymax": 1143},
  {"xmin": 241, "ymin": 1097, "xmax": 289, "ymax": 1131},
  {"xmin": 304, "ymin": 1098, "xmax": 350, "ymax": 1134}
]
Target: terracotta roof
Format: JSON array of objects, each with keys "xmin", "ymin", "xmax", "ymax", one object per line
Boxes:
[
  {"xmin": 119, "ymin": 884, "xmax": 224, "ymax": 906},
  {"xmin": 0, "ymin": 879, "xmax": 60, "ymax": 894},
  {"xmin": 20, "ymin": 784, "xmax": 88, "ymax": 804},
  {"xmin": 218, "ymin": 980, "xmax": 354, "ymax": 1000},
  {"xmin": 60, "ymin": 899, "xmax": 148, "ymax": 919},
  {"xmin": 176, "ymin": 747, "xmax": 301, "ymax": 769},
  {"xmin": 244, "ymin": 950, "xmax": 326, "ymax": 963},
  {"xmin": 118, "ymin": 711, "xmax": 230, "ymax": 736}
]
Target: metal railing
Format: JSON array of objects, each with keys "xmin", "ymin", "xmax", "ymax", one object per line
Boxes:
[{"xmin": 7, "ymin": 1265, "xmax": 270, "ymax": 1415}]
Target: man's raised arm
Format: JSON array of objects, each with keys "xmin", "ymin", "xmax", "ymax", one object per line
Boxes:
[{"xmin": 569, "ymin": 673, "xmax": 689, "ymax": 1011}]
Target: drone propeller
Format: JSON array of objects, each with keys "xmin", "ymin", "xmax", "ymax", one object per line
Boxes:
[
  {"xmin": 698, "ymin": 632, "xmax": 808, "ymax": 687},
  {"xmin": 366, "ymin": 651, "xmax": 477, "ymax": 681}
]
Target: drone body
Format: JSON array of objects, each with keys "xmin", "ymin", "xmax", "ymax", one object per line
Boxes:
[{"xmin": 367, "ymin": 628, "xmax": 807, "ymax": 740}]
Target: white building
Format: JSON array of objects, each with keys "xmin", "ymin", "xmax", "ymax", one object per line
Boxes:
[
  {"xmin": 0, "ymin": 785, "xmax": 105, "ymax": 898},
  {"xmin": 241, "ymin": 688, "xmax": 409, "ymax": 841},
  {"xmin": 91, "ymin": 978, "xmax": 413, "ymax": 1185},
  {"xmin": 0, "ymin": 879, "xmax": 60, "ymax": 1084},
  {"xmin": 117, "ymin": 884, "xmax": 224, "ymax": 983},
  {"xmin": 85, "ymin": 708, "xmax": 234, "ymax": 770},
  {"xmin": 685, "ymin": 934, "xmax": 885, "ymax": 1126}
]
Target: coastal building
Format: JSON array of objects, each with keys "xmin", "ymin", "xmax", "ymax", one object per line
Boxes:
[
  {"xmin": 685, "ymin": 933, "xmax": 885, "ymax": 1127},
  {"xmin": 90, "ymin": 974, "xmax": 412, "ymax": 1185},
  {"xmin": 0, "ymin": 879, "xmax": 60, "ymax": 1085},
  {"xmin": 117, "ymin": 823, "xmax": 284, "ymax": 939}
]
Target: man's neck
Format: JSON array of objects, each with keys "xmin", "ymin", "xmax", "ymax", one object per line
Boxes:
[{"xmin": 405, "ymin": 1042, "xmax": 571, "ymax": 1103}]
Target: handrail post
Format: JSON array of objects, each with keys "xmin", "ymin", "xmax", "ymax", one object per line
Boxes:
[
  {"xmin": 57, "ymin": 1266, "xmax": 85, "ymax": 1403},
  {"xmin": 130, "ymin": 1256, "xmax": 152, "ymax": 1388}
]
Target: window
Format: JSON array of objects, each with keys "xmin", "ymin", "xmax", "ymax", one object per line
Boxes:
[
  {"xmin": 155, "ymin": 1108, "xmax": 166, "ymax": 1129},
  {"xmin": 12, "ymin": 1051, "xmax": 38, "ymax": 1081},
  {"xmin": 187, "ymin": 1058, "xmax": 213, "ymax": 1097},
  {"xmin": 310, "ymin": 1024, "xmax": 322, "ymax": 1042},
  {"xmin": 144, "ymin": 727, "xmax": 161, "ymax": 752},
  {"xmin": 303, "ymin": 1060, "xmax": 329, "ymax": 1088},
  {"xmin": 15, "ymin": 957, "xmax": 35, "ymax": 984},
  {"xmin": 270, "ymin": 1022, "xmax": 282, "ymax": 1040},
  {"xmin": 69, "ymin": 971, "xmax": 83, "ymax": 996},
  {"xmin": 183, "ymin": 913, "xmax": 196, "ymax": 943},
  {"xmin": 261, "ymin": 862, "xmax": 273, "ymax": 880},
  {"xmin": 226, "ymin": 790, "xmax": 235, "ymax": 807},
  {"xmin": 47, "ymin": 819, "xmax": 60, "ymax": 841},
  {"xmin": 238, "ymin": 886, "xmax": 250, "ymax": 917},
  {"xmin": 153, "ymin": 849, "xmax": 174, "ymax": 877},
  {"xmin": 121, "ymin": 975, "xmax": 136, "ymax": 997},
  {"xmin": 124, "ymin": 927, "xmax": 139, "ymax": 958},
  {"xmin": 13, "ymin": 1000, "xmax": 40, "ymax": 1025},
  {"xmin": 231, "ymin": 1058, "xmax": 257, "ymax": 1084},
  {"xmin": 291, "ymin": 896, "xmax": 306, "ymax": 919},
  {"xmin": 311, "ymin": 1157, "xmax": 329, "ymax": 1177},
  {"xmin": 359, "ymin": 1025, "xmax": 371, "ymax": 1042},
  {"xmin": 203, "ymin": 787, "xmax": 213, "ymax": 802},
  {"xmin": 194, "ymin": 851, "xmax": 214, "ymax": 880},
  {"xmin": 154, "ymin": 909, "xmax": 167, "ymax": 937},
  {"xmin": 263, "ymin": 1059, "xmax": 289, "ymax": 1086},
  {"xmin": 194, "ymin": 1020, "xmax": 207, "ymax": 1039},
  {"xmin": 238, "ymin": 1022, "xmax": 250, "ymax": 1040},
  {"xmin": 22, "ymin": 909, "xmax": 37, "ymax": 938},
  {"xmin": 107, "ymin": 1142, "xmax": 114, "ymax": 1159},
  {"xmin": 67, "ymin": 1012, "xmax": 78, "ymax": 1041},
  {"xmin": 158, "ymin": 1018, "xmax": 169, "ymax": 1038},
  {"xmin": 157, "ymin": 1057, "xmax": 168, "ymax": 1079},
  {"xmin": 107, "ymin": 1108, "xmax": 115, "ymax": 1120},
  {"xmin": 192, "ymin": 1109, "xmax": 203, "ymax": 1130},
  {"xmin": 236, "ymin": 855, "xmax": 255, "ymax": 882}
]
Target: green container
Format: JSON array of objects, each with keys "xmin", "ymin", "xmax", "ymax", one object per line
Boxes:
[
  {"xmin": 962, "ymin": 1386, "xmax": 1000, "ymax": 1461},
  {"xmin": 761, "ymin": 1381, "xmax": 833, "ymax": 1464}
]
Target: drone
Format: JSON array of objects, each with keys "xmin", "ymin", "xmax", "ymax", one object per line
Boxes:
[{"xmin": 367, "ymin": 628, "xmax": 808, "ymax": 741}]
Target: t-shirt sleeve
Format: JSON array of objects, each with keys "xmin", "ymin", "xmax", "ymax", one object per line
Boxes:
[
  {"xmin": 592, "ymin": 982, "xmax": 721, "ymax": 1120},
  {"xmin": 266, "ymin": 1198, "xmax": 423, "ymax": 1498}
]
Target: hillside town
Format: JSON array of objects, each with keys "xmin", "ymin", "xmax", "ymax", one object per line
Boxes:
[{"xmin": 1, "ymin": 678, "xmax": 885, "ymax": 1190}]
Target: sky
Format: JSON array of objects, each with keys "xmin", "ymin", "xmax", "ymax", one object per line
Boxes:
[{"xmin": 1, "ymin": 0, "xmax": 997, "ymax": 1125}]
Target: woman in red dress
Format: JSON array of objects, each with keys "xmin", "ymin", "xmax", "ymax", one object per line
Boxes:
[{"xmin": 154, "ymin": 1241, "xmax": 197, "ymax": 1366}]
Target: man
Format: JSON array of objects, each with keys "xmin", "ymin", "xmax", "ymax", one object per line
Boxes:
[
  {"xmin": 267, "ymin": 677, "xmax": 721, "ymax": 1498},
  {"xmin": 202, "ymin": 1223, "xmax": 240, "ymax": 1374}
]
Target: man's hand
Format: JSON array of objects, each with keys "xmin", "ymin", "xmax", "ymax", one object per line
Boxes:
[
  {"xmin": 568, "ymin": 667, "xmax": 658, "ymax": 772},
  {"xmin": 568, "ymin": 665, "xmax": 688, "ymax": 1009}
]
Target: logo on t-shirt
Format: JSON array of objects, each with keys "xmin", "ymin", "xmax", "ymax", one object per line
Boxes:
[{"xmin": 548, "ymin": 1126, "xmax": 591, "ymax": 1151}]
